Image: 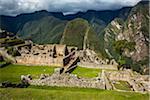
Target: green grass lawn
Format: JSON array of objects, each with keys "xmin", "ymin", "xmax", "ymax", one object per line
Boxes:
[
  {"xmin": 72, "ymin": 66, "xmax": 101, "ymax": 78},
  {"xmin": 0, "ymin": 86, "xmax": 149, "ymax": 100},
  {"xmin": 0, "ymin": 64, "xmax": 56, "ymax": 83},
  {"xmin": 0, "ymin": 61, "xmax": 7, "ymax": 65},
  {"xmin": 114, "ymin": 81, "xmax": 131, "ymax": 91}
]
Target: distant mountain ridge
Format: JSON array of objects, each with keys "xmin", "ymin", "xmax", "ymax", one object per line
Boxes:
[
  {"xmin": 0, "ymin": 5, "xmax": 133, "ymax": 49},
  {"xmin": 0, "ymin": 6, "xmax": 132, "ymax": 33}
]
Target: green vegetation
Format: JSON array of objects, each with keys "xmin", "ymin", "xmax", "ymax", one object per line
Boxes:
[
  {"xmin": 60, "ymin": 18, "xmax": 103, "ymax": 57},
  {"xmin": 87, "ymin": 27, "xmax": 102, "ymax": 56},
  {"xmin": 72, "ymin": 66, "xmax": 101, "ymax": 78},
  {"xmin": 0, "ymin": 61, "xmax": 8, "ymax": 68},
  {"xmin": 18, "ymin": 16, "xmax": 66, "ymax": 44},
  {"xmin": 114, "ymin": 81, "xmax": 131, "ymax": 91},
  {"xmin": 0, "ymin": 86, "xmax": 149, "ymax": 100},
  {"xmin": 103, "ymin": 1, "xmax": 149, "ymax": 74},
  {"xmin": 0, "ymin": 61, "xmax": 6, "ymax": 65},
  {"xmin": 0, "ymin": 38, "xmax": 9, "ymax": 43},
  {"xmin": 112, "ymin": 40, "xmax": 138, "ymax": 71},
  {"xmin": 113, "ymin": 40, "xmax": 135, "ymax": 55},
  {"xmin": 117, "ymin": 56, "xmax": 132, "ymax": 69},
  {"xmin": 102, "ymin": 18, "xmax": 125, "ymax": 59},
  {"xmin": 3, "ymin": 38, "xmax": 24, "ymax": 44},
  {"xmin": 117, "ymin": 56, "xmax": 148, "ymax": 74},
  {"xmin": 132, "ymin": 56, "xmax": 149, "ymax": 74},
  {"xmin": 0, "ymin": 64, "xmax": 56, "ymax": 83},
  {"xmin": 61, "ymin": 18, "xmax": 89, "ymax": 49},
  {"xmin": 0, "ymin": 37, "xmax": 24, "ymax": 47}
]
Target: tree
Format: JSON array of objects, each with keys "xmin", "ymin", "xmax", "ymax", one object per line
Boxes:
[{"xmin": 113, "ymin": 40, "xmax": 135, "ymax": 70}]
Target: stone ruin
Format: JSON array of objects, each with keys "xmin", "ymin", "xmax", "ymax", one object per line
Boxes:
[
  {"xmin": 15, "ymin": 44, "xmax": 79, "ymax": 73},
  {"xmin": 1, "ymin": 29, "xmax": 149, "ymax": 93},
  {"xmin": 21, "ymin": 68, "xmax": 150, "ymax": 93},
  {"xmin": 104, "ymin": 69, "xmax": 150, "ymax": 92},
  {"xmin": 0, "ymin": 29, "xmax": 14, "ymax": 38},
  {"xmin": 15, "ymin": 44, "xmax": 118, "ymax": 71},
  {"xmin": 78, "ymin": 49, "xmax": 118, "ymax": 70},
  {"xmin": 23, "ymin": 68, "xmax": 105, "ymax": 90}
]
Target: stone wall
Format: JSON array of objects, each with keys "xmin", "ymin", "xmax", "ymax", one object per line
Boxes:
[
  {"xmin": 78, "ymin": 49, "xmax": 118, "ymax": 70},
  {"xmin": 16, "ymin": 55, "xmax": 64, "ymax": 66},
  {"xmin": 105, "ymin": 69, "xmax": 150, "ymax": 92},
  {"xmin": 106, "ymin": 70, "xmax": 133, "ymax": 81},
  {"xmin": 78, "ymin": 61, "xmax": 118, "ymax": 70},
  {"xmin": 29, "ymin": 72, "xmax": 105, "ymax": 89},
  {"xmin": 21, "ymin": 68, "xmax": 150, "ymax": 92},
  {"xmin": 15, "ymin": 44, "xmax": 78, "ymax": 68}
]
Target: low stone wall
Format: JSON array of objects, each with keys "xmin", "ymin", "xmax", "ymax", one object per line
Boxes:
[
  {"xmin": 105, "ymin": 70, "xmax": 150, "ymax": 92},
  {"xmin": 106, "ymin": 70, "xmax": 132, "ymax": 81},
  {"xmin": 29, "ymin": 73, "xmax": 105, "ymax": 89},
  {"xmin": 15, "ymin": 45, "xmax": 78, "ymax": 68},
  {"xmin": 15, "ymin": 55, "xmax": 63, "ymax": 67},
  {"xmin": 78, "ymin": 62, "xmax": 117, "ymax": 70},
  {"xmin": 21, "ymin": 68, "xmax": 150, "ymax": 93}
]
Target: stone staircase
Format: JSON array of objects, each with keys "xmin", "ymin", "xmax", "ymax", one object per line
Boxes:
[
  {"xmin": 62, "ymin": 51, "xmax": 79, "ymax": 73},
  {"xmin": 0, "ymin": 48, "xmax": 16, "ymax": 63}
]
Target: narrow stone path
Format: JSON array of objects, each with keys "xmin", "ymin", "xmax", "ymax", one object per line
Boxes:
[
  {"xmin": 0, "ymin": 48, "xmax": 16, "ymax": 63},
  {"xmin": 63, "ymin": 51, "xmax": 79, "ymax": 73},
  {"xmin": 83, "ymin": 26, "xmax": 90, "ymax": 50}
]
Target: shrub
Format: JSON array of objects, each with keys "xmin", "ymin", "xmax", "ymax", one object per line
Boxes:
[{"xmin": 113, "ymin": 40, "xmax": 135, "ymax": 55}]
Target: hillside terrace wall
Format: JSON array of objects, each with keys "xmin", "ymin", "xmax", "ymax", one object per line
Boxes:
[
  {"xmin": 78, "ymin": 61, "xmax": 118, "ymax": 70},
  {"xmin": 105, "ymin": 70, "xmax": 150, "ymax": 92},
  {"xmin": 106, "ymin": 70, "xmax": 133, "ymax": 81},
  {"xmin": 22, "ymin": 68, "xmax": 150, "ymax": 92},
  {"xmin": 29, "ymin": 72, "xmax": 105, "ymax": 89},
  {"xmin": 16, "ymin": 55, "xmax": 64, "ymax": 66}
]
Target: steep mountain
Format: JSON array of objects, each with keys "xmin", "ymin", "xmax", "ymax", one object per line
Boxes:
[
  {"xmin": 61, "ymin": 7, "xmax": 131, "ymax": 35},
  {"xmin": 103, "ymin": 1, "xmax": 149, "ymax": 74},
  {"xmin": 60, "ymin": 18, "xmax": 103, "ymax": 56},
  {"xmin": 60, "ymin": 18, "xmax": 89, "ymax": 49},
  {"xmin": 104, "ymin": 18, "xmax": 125, "ymax": 59},
  {"xmin": 0, "ymin": 7, "xmax": 132, "ymax": 37},
  {"xmin": 0, "ymin": 10, "xmax": 51, "ymax": 33},
  {"xmin": 18, "ymin": 16, "xmax": 67, "ymax": 44}
]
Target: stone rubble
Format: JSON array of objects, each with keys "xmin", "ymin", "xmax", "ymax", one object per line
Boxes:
[
  {"xmin": 21, "ymin": 68, "xmax": 150, "ymax": 93},
  {"xmin": 29, "ymin": 73, "xmax": 105, "ymax": 89}
]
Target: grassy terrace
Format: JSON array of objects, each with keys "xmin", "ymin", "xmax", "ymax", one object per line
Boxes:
[
  {"xmin": 0, "ymin": 64, "xmax": 149, "ymax": 100},
  {"xmin": 0, "ymin": 86, "xmax": 149, "ymax": 100},
  {"xmin": 114, "ymin": 81, "xmax": 131, "ymax": 91},
  {"xmin": 72, "ymin": 66, "xmax": 101, "ymax": 78},
  {"xmin": 0, "ymin": 64, "xmax": 56, "ymax": 83},
  {"xmin": 0, "ymin": 65, "xmax": 101, "ymax": 83},
  {"xmin": 0, "ymin": 61, "xmax": 7, "ymax": 65}
]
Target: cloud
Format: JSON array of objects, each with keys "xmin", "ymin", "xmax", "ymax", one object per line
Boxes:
[{"xmin": 0, "ymin": 0, "xmax": 142, "ymax": 16}]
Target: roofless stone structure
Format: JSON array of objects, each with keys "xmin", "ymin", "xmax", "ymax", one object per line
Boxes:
[{"xmin": 15, "ymin": 44, "xmax": 79, "ymax": 73}]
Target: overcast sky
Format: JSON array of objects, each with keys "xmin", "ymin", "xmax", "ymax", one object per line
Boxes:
[{"xmin": 0, "ymin": 0, "xmax": 142, "ymax": 16}]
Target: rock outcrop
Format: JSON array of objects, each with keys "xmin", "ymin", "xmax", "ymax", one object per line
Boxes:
[{"xmin": 103, "ymin": 1, "xmax": 149, "ymax": 74}]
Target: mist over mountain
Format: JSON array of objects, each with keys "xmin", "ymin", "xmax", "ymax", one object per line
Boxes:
[{"xmin": 0, "ymin": 0, "xmax": 141, "ymax": 16}]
